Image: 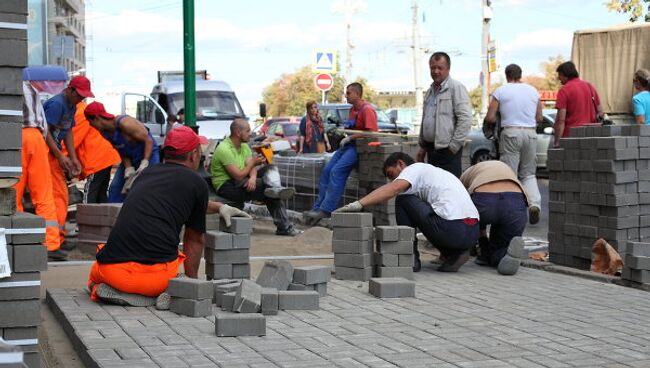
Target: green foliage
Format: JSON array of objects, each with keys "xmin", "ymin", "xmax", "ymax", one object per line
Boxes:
[
  {"xmin": 606, "ymin": 0, "xmax": 650, "ymax": 22},
  {"xmin": 468, "ymin": 83, "xmax": 502, "ymax": 113}
]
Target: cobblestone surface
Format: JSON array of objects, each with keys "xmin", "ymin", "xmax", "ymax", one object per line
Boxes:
[{"xmin": 46, "ymin": 263, "xmax": 650, "ymax": 368}]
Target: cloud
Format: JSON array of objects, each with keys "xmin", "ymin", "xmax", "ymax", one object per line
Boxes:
[{"xmin": 501, "ymin": 28, "xmax": 573, "ymax": 53}]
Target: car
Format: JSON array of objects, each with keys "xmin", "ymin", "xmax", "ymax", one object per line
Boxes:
[
  {"xmin": 318, "ymin": 103, "xmax": 412, "ymax": 134},
  {"xmin": 466, "ymin": 109, "xmax": 556, "ymax": 169},
  {"xmin": 255, "ymin": 116, "xmax": 301, "ymax": 136},
  {"xmin": 264, "ymin": 120, "xmax": 300, "ymax": 151}
]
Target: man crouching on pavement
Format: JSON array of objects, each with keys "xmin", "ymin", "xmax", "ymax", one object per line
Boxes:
[
  {"xmin": 336, "ymin": 152, "xmax": 479, "ymax": 273},
  {"xmin": 87, "ymin": 126, "xmax": 250, "ymax": 307},
  {"xmin": 460, "ymin": 160, "xmax": 528, "ymax": 275}
]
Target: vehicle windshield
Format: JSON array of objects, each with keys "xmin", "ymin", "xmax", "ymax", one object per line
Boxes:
[
  {"xmin": 375, "ymin": 109, "xmax": 391, "ymax": 124},
  {"xmin": 168, "ymin": 91, "xmax": 244, "ymax": 120},
  {"xmin": 282, "ymin": 124, "xmax": 299, "ymax": 136}
]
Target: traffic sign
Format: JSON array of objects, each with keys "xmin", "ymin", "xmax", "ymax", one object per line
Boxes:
[
  {"xmin": 312, "ymin": 50, "xmax": 337, "ymax": 73},
  {"xmin": 314, "ymin": 74, "xmax": 333, "ymax": 91}
]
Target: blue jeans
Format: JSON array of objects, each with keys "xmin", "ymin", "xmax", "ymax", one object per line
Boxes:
[
  {"xmin": 395, "ymin": 194, "xmax": 479, "ymax": 258},
  {"xmin": 312, "ymin": 144, "xmax": 358, "ymax": 213},
  {"xmin": 108, "ymin": 148, "xmax": 160, "ymax": 203},
  {"xmin": 471, "ymin": 192, "xmax": 527, "ymax": 266}
]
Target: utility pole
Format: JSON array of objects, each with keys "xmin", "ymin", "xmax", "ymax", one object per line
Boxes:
[
  {"xmin": 333, "ymin": 0, "xmax": 364, "ymax": 85},
  {"xmin": 412, "ymin": 0, "xmax": 423, "ymax": 133},
  {"xmin": 183, "ymin": 0, "xmax": 196, "ymax": 128},
  {"xmin": 480, "ymin": 0, "xmax": 492, "ymax": 119}
]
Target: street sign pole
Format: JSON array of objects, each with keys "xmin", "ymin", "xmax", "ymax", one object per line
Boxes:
[
  {"xmin": 321, "ymin": 90, "xmax": 325, "ymax": 105},
  {"xmin": 183, "ymin": 0, "xmax": 196, "ymax": 129}
]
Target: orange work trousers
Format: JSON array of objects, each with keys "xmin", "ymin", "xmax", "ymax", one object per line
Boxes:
[
  {"xmin": 48, "ymin": 152, "xmax": 69, "ymax": 246},
  {"xmin": 13, "ymin": 128, "xmax": 60, "ymax": 251},
  {"xmin": 87, "ymin": 244, "xmax": 186, "ymax": 302}
]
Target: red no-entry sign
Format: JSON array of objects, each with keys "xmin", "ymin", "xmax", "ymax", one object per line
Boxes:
[{"xmin": 314, "ymin": 73, "xmax": 333, "ymax": 91}]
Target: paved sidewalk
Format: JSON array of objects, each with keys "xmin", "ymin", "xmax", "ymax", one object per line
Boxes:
[{"xmin": 47, "ymin": 262, "xmax": 650, "ymax": 368}]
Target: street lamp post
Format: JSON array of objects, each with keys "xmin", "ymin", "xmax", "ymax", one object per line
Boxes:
[{"xmin": 183, "ymin": 0, "xmax": 196, "ymax": 129}]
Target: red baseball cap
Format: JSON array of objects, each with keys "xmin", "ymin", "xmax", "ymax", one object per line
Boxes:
[
  {"xmin": 164, "ymin": 126, "xmax": 209, "ymax": 155},
  {"xmin": 84, "ymin": 101, "xmax": 115, "ymax": 119},
  {"xmin": 68, "ymin": 76, "xmax": 94, "ymax": 98}
]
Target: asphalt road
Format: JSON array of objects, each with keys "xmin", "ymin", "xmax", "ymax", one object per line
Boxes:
[{"xmin": 522, "ymin": 178, "xmax": 549, "ymax": 243}]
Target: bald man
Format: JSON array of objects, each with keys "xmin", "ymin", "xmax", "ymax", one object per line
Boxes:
[{"xmin": 210, "ymin": 119, "xmax": 301, "ymax": 236}]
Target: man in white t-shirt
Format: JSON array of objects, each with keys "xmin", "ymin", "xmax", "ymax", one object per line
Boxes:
[
  {"xmin": 336, "ymin": 152, "xmax": 479, "ymax": 273},
  {"xmin": 485, "ymin": 63, "xmax": 543, "ymax": 225}
]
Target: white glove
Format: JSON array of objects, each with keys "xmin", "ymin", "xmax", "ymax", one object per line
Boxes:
[
  {"xmin": 334, "ymin": 200, "xmax": 363, "ymax": 213},
  {"xmin": 219, "ymin": 204, "xmax": 252, "ymax": 227},
  {"xmin": 136, "ymin": 159, "xmax": 149, "ymax": 174},
  {"xmin": 339, "ymin": 136, "xmax": 352, "ymax": 147},
  {"xmin": 124, "ymin": 166, "xmax": 136, "ymax": 179}
]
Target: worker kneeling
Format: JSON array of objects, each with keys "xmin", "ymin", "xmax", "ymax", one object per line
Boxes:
[
  {"xmin": 460, "ymin": 161, "xmax": 528, "ymax": 275},
  {"xmin": 87, "ymin": 126, "xmax": 250, "ymax": 307},
  {"xmin": 336, "ymin": 152, "xmax": 479, "ymax": 273}
]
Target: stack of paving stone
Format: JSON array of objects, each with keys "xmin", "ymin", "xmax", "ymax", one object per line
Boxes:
[
  {"xmin": 215, "ymin": 279, "xmax": 267, "ymax": 337},
  {"xmin": 167, "ymin": 277, "xmax": 213, "ymax": 317},
  {"xmin": 204, "ymin": 217, "xmax": 252, "ymax": 280},
  {"xmin": 289, "ymin": 265, "xmax": 331, "ymax": 296},
  {"xmin": 76, "ymin": 204, "xmax": 122, "ymax": 254},
  {"xmin": 622, "ymin": 241, "xmax": 650, "ymax": 287},
  {"xmin": 331, "ymin": 212, "xmax": 374, "ymax": 281},
  {"xmin": 0, "ymin": 0, "xmax": 27, "ymax": 126},
  {"xmin": 547, "ymin": 125, "xmax": 650, "ymax": 270},
  {"xmin": 1, "ymin": 212, "xmax": 47, "ymax": 368},
  {"xmin": 374, "ymin": 225, "xmax": 415, "ymax": 280},
  {"xmin": 255, "ymin": 260, "xmax": 321, "ymax": 313}
]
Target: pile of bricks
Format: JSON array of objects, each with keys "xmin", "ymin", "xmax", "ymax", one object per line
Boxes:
[
  {"xmin": 76, "ymin": 203, "xmax": 122, "ymax": 254},
  {"xmin": 622, "ymin": 241, "xmax": 650, "ymax": 286},
  {"xmin": 167, "ymin": 277, "xmax": 213, "ymax": 317},
  {"xmin": 290, "ymin": 265, "xmax": 331, "ymax": 296},
  {"xmin": 204, "ymin": 217, "xmax": 252, "ymax": 280},
  {"xmin": 332, "ymin": 212, "xmax": 374, "ymax": 281},
  {"xmin": 374, "ymin": 225, "xmax": 415, "ymax": 280},
  {"xmin": 547, "ymin": 125, "xmax": 650, "ymax": 270}
]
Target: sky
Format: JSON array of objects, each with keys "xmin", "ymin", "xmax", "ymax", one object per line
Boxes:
[{"xmin": 86, "ymin": 0, "xmax": 632, "ymax": 115}]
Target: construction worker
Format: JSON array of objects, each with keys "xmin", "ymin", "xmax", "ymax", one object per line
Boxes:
[
  {"xmin": 14, "ymin": 75, "xmax": 62, "ymax": 260},
  {"xmin": 42, "ymin": 76, "xmax": 94, "ymax": 259},
  {"xmin": 83, "ymin": 101, "xmax": 160, "ymax": 203}
]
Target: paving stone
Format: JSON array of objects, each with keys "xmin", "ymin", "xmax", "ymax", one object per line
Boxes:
[
  {"xmin": 215, "ymin": 312, "xmax": 266, "ymax": 337},
  {"xmin": 292, "ymin": 265, "xmax": 331, "ymax": 285},
  {"xmin": 332, "ymin": 227, "xmax": 373, "ymax": 241},
  {"xmin": 625, "ymin": 254, "xmax": 650, "ymax": 270},
  {"xmin": 375, "ymin": 267, "xmax": 414, "ymax": 280},
  {"xmin": 255, "ymin": 260, "xmax": 293, "ymax": 290},
  {"xmin": 376, "ymin": 241, "xmax": 412, "ymax": 255},
  {"xmin": 332, "ymin": 239, "xmax": 373, "ymax": 254},
  {"xmin": 0, "ymin": 271, "xmax": 40, "ymax": 300},
  {"xmin": 331, "ymin": 212, "xmax": 373, "ymax": 228},
  {"xmin": 204, "ymin": 249, "xmax": 249, "ymax": 264},
  {"xmin": 397, "ymin": 226, "xmax": 415, "ymax": 241},
  {"xmin": 234, "ymin": 280, "xmax": 262, "ymax": 313},
  {"xmin": 334, "ymin": 253, "xmax": 372, "ymax": 268},
  {"xmin": 277, "ymin": 290, "xmax": 319, "ymax": 310},
  {"xmin": 260, "ymin": 288, "xmax": 278, "ymax": 316},
  {"xmin": 220, "ymin": 217, "xmax": 253, "ymax": 234},
  {"xmin": 398, "ymin": 254, "xmax": 414, "ymax": 267},
  {"xmin": 0, "ymin": 188, "xmax": 16, "ymax": 216},
  {"xmin": 166, "ymin": 277, "xmax": 213, "ymax": 300},
  {"xmin": 334, "ymin": 266, "xmax": 372, "ymax": 281},
  {"xmin": 0, "ymin": 299, "xmax": 39, "ymax": 327},
  {"xmin": 375, "ymin": 226, "xmax": 399, "ymax": 241},
  {"xmin": 232, "ymin": 263, "xmax": 251, "ymax": 279},
  {"xmin": 374, "ymin": 252, "xmax": 398, "ymax": 267},
  {"xmin": 10, "ymin": 243, "xmax": 47, "ymax": 272},
  {"xmin": 205, "ymin": 231, "xmax": 232, "ymax": 250},
  {"xmin": 206, "ymin": 263, "xmax": 232, "ymax": 280},
  {"xmin": 232, "ymin": 234, "xmax": 251, "ymax": 249},
  {"xmin": 368, "ymin": 277, "xmax": 415, "ymax": 298},
  {"xmin": 628, "ymin": 241, "xmax": 650, "ymax": 257},
  {"xmin": 169, "ymin": 298, "xmax": 212, "ymax": 318},
  {"xmin": 10, "ymin": 212, "xmax": 45, "ymax": 244},
  {"xmin": 220, "ymin": 292, "xmax": 236, "ymax": 312}
]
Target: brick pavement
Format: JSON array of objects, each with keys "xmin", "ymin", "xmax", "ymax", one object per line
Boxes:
[{"xmin": 46, "ymin": 263, "xmax": 650, "ymax": 368}]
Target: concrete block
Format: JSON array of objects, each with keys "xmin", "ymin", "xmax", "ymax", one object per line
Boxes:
[
  {"xmin": 215, "ymin": 312, "xmax": 266, "ymax": 337},
  {"xmin": 625, "ymin": 254, "xmax": 650, "ymax": 270},
  {"xmin": 169, "ymin": 297, "xmax": 212, "ymax": 317},
  {"xmin": 397, "ymin": 226, "xmax": 415, "ymax": 241},
  {"xmin": 205, "ymin": 263, "xmax": 232, "ymax": 280},
  {"xmin": 220, "ymin": 291, "xmax": 236, "ymax": 311},
  {"xmin": 334, "ymin": 266, "xmax": 372, "ymax": 281},
  {"xmin": 11, "ymin": 244, "xmax": 47, "ymax": 272},
  {"xmin": 0, "ymin": 122, "xmax": 20, "ymax": 150},
  {"xmin": 166, "ymin": 277, "xmax": 213, "ymax": 300},
  {"xmin": 313, "ymin": 282, "xmax": 327, "ymax": 297},
  {"xmin": 377, "ymin": 241, "xmax": 413, "ymax": 254},
  {"xmin": 368, "ymin": 277, "xmax": 415, "ymax": 298},
  {"xmin": 214, "ymin": 280, "xmax": 241, "ymax": 295},
  {"xmin": 288, "ymin": 283, "xmax": 310, "ymax": 291},
  {"xmin": 0, "ymin": 272, "xmax": 39, "ymax": 300},
  {"xmin": 622, "ymin": 268, "xmax": 650, "ymax": 283},
  {"xmin": 233, "ymin": 279, "xmax": 262, "ymax": 313},
  {"xmin": 220, "ymin": 217, "xmax": 253, "ymax": 234},
  {"xmin": 375, "ymin": 226, "xmax": 399, "ymax": 241},
  {"xmin": 204, "ymin": 248, "xmax": 249, "ymax": 264},
  {"xmin": 260, "ymin": 288, "xmax": 278, "ymax": 316},
  {"xmin": 398, "ymin": 254, "xmax": 414, "ymax": 267},
  {"xmin": 255, "ymin": 260, "xmax": 293, "ymax": 290},
  {"xmin": 332, "ymin": 227, "xmax": 373, "ymax": 241},
  {"xmin": 376, "ymin": 267, "xmax": 414, "ymax": 280},
  {"xmin": 10, "ymin": 212, "xmax": 44, "ymax": 244},
  {"xmin": 75, "ymin": 214, "xmax": 116, "ymax": 227},
  {"xmin": 278, "ymin": 290, "xmax": 319, "ymax": 310},
  {"xmin": 0, "ymin": 299, "xmax": 39, "ymax": 327},
  {"xmin": 374, "ymin": 252, "xmax": 398, "ymax": 267},
  {"xmin": 331, "ymin": 212, "xmax": 373, "ymax": 228},
  {"xmin": 628, "ymin": 242, "xmax": 650, "ymax": 257},
  {"xmin": 232, "ymin": 263, "xmax": 250, "ymax": 279},
  {"xmin": 292, "ymin": 265, "xmax": 331, "ymax": 285},
  {"xmin": 331, "ymin": 239, "xmax": 373, "ymax": 254},
  {"xmin": 232, "ymin": 234, "xmax": 251, "ymax": 249},
  {"xmin": 205, "ymin": 231, "xmax": 232, "ymax": 250},
  {"xmin": 333, "ymin": 253, "xmax": 372, "ymax": 268}
]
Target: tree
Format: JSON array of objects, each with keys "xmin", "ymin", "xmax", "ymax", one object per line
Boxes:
[
  {"xmin": 469, "ymin": 83, "xmax": 502, "ymax": 114},
  {"xmin": 606, "ymin": 0, "xmax": 650, "ymax": 22}
]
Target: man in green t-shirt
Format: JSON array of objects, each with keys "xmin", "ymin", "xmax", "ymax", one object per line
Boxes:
[{"xmin": 211, "ymin": 119, "xmax": 301, "ymax": 236}]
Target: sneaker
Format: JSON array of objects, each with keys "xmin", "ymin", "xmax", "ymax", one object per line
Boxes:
[
  {"xmin": 437, "ymin": 250, "xmax": 470, "ymax": 272},
  {"xmin": 48, "ymin": 249, "xmax": 68, "ymax": 261},
  {"xmin": 155, "ymin": 292, "xmax": 171, "ymax": 310},
  {"xmin": 528, "ymin": 206, "xmax": 540, "ymax": 225},
  {"xmin": 506, "ymin": 236, "xmax": 525, "ymax": 259},
  {"xmin": 498, "ymin": 236, "xmax": 525, "ymax": 275},
  {"xmin": 303, "ymin": 209, "xmax": 329, "ymax": 226},
  {"xmin": 95, "ymin": 283, "xmax": 156, "ymax": 307},
  {"xmin": 276, "ymin": 227, "xmax": 303, "ymax": 236},
  {"xmin": 264, "ymin": 187, "xmax": 296, "ymax": 200}
]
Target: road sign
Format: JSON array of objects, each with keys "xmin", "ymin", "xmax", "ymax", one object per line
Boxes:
[
  {"xmin": 488, "ymin": 41, "xmax": 497, "ymax": 73},
  {"xmin": 314, "ymin": 74, "xmax": 334, "ymax": 91},
  {"xmin": 312, "ymin": 50, "xmax": 337, "ymax": 73}
]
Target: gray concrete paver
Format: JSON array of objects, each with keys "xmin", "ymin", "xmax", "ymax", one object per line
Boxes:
[{"xmin": 47, "ymin": 262, "xmax": 650, "ymax": 368}]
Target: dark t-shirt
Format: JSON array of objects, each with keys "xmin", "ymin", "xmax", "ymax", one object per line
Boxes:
[{"xmin": 96, "ymin": 163, "xmax": 209, "ymax": 264}]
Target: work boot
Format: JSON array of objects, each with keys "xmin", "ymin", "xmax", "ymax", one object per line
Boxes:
[
  {"xmin": 155, "ymin": 292, "xmax": 171, "ymax": 310},
  {"xmin": 528, "ymin": 206, "xmax": 540, "ymax": 225},
  {"xmin": 47, "ymin": 249, "xmax": 68, "ymax": 261},
  {"xmin": 437, "ymin": 250, "xmax": 470, "ymax": 272},
  {"xmin": 60, "ymin": 240, "xmax": 76, "ymax": 251},
  {"xmin": 276, "ymin": 226, "xmax": 303, "ymax": 237},
  {"xmin": 303, "ymin": 209, "xmax": 329, "ymax": 226},
  {"xmin": 95, "ymin": 284, "xmax": 156, "ymax": 307},
  {"xmin": 497, "ymin": 236, "xmax": 525, "ymax": 276},
  {"xmin": 264, "ymin": 187, "xmax": 296, "ymax": 200}
]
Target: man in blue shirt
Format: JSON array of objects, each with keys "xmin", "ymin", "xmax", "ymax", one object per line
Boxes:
[{"xmin": 43, "ymin": 75, "xmax": 94, "ymax": 260}]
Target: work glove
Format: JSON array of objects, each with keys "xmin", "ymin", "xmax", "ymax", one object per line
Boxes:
[
  {"xmin": 135, "ymin": 159, "xmax": 149, "ymax": 175},
  {"xmin": 219, "ymin": 204, "xmax": 252, "ymax": 227},
  {"xmin": 334, "ymin": 200, "xmax": 363, "ymax": 213},
  {"xmin": 339, "ymin": 136, "xmax": 353, "ymax": 148},
  {"xmin": 124, "ymin": 166, "xmax": 136, "ymax": 179}
]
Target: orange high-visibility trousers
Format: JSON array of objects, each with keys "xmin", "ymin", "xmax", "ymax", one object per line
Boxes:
[
  {"xmin": 48, "ymin": 152, "xmax": 69, "ymax": 246},
  {"xmin": 13, "ymin": 128, "xmax": 60, "ymax": 251},
  {"xmin": 87, "ymin": 244, "xmax": 186, "ymax": 302}
]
